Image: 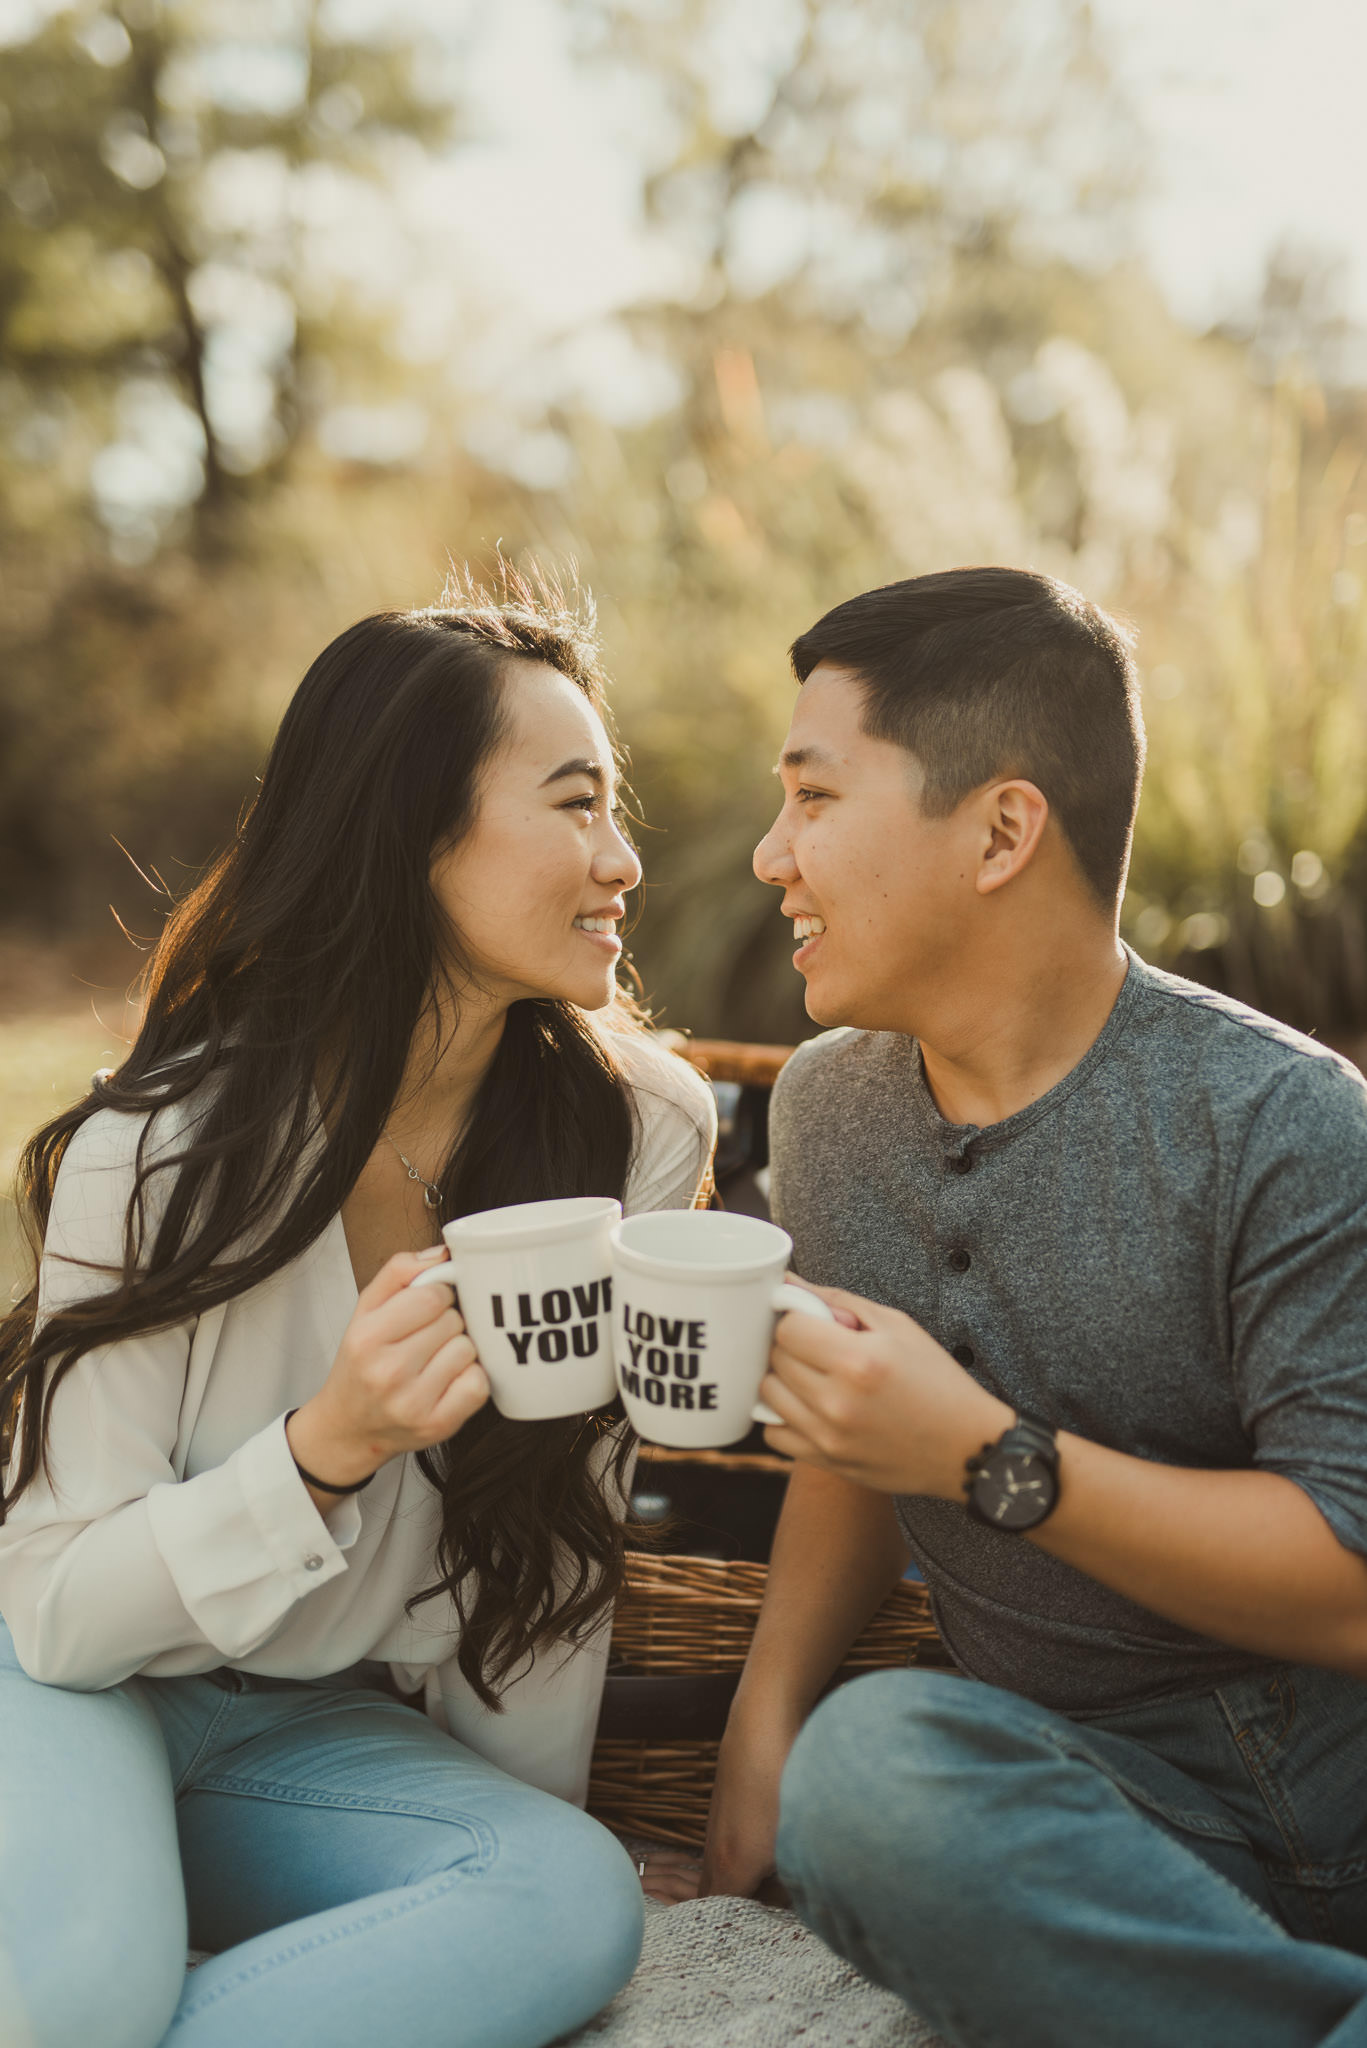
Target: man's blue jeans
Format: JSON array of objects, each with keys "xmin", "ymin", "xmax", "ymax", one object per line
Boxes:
[
  {"xmin": 777, "ymin": 1664, "xmax": 1367, "ymax": 2048},
  {"xmin": 0, "ymin": 1619, "xmax": 643, "ymax": 2048}
]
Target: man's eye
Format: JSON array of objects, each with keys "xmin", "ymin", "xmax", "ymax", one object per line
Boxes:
[{"xmin": 794, "ymin": 786, "xmax": 828, "ymax": 804}]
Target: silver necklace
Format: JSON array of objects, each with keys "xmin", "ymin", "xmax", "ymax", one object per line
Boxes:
[{"xmin": 384, "ymin": 1132, "xmax": 442, "ymax": 1212}]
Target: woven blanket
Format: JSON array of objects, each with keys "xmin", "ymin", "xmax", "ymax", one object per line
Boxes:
[
  {"xmin": 559, "ymin": 1894, "xmax": 948, "ymax": 2048},
  {"xmin": 191, "ymin": 1878, "xmax": 951, "ymax": 2045}
]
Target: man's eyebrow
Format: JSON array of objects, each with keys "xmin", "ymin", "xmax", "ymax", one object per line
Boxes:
[
  {"xmin": 540, "ymin": 757, "xmax": 609, "ymax": 789},
  {"xmin": 774, "ymin": 744, "xmax": 840, "ymax": 776}
]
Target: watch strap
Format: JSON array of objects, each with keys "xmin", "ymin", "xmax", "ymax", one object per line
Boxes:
[{"xmin": 1003, "ymin": 1411, "xmax": 1059, "ymax": 1464}]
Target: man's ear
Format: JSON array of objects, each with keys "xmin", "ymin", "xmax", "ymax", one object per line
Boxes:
[{"xmin": 975, "ymin": 780, "xmax": 1050, "ymax": 896}]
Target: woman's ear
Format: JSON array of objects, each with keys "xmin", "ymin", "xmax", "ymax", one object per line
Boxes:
[{"xmin": 975, "ymin": 780, "xmax": 1050, "ymax": 896}]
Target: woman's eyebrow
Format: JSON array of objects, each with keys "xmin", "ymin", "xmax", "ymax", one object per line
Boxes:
[{"xmin": 540, "ymin": 757, "xmax": 609, "ymax": 789}]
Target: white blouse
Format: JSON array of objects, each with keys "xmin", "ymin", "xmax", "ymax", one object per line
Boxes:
[{"xmin": 0, "ymin": 1032, "xmax": 715, "ymax": 1807}]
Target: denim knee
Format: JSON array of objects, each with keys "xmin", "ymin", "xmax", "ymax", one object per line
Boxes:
[
  {"xmin": 2, "ymin": 1908, "xmax": 185, "ymax": 2048},
  {"xmin": 541, "ymin": 1805, "xmax": 645, "ymax": 2010},
  {"xmin": 496, "ymin": 1799, "xmax": 644, "ymax": 2026},
  {"xmin": 778, "ymin": 1668, "xmax": 1029, "ymax": 1914}
]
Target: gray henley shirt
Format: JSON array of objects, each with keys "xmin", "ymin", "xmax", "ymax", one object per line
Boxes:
[{"xmin": 768, "ymin": 946, "xmax": 1367, "ymax": 1712}]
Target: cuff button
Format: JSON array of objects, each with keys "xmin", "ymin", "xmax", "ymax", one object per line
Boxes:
[{"xmin": 303, "ymin": 1552, "xmax": 325, "ymax": 1572}]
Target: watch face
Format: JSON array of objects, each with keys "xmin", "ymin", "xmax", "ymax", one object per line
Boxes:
[{"xmin": 971, "ymin": 1450, "xmax": 1056, "ymax": 1530}]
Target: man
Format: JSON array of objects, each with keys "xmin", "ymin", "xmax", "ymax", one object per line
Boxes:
[{"xmin": 702, "ymin": 566, "xmax": 1367, "ymax": 2047}]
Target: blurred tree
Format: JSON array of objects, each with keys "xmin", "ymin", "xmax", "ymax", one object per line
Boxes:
[
  {"xmin": 1229, "ymin": 241, "xmax": 1367, "ymax": 397},
  {"xmin": 0, "ymin": 0, "xmax": 450, "ymax": 558},
  {"xmin": 0, "ymin": 0, "xmax": 465, "ymax": 930},
  {"xmin": 576, "ymin": 0, "xmax": 1143, "ymax": 321}
]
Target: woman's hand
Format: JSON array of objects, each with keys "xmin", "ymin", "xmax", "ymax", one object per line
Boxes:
[
  {"xmin": 637, "ymin": 1850, "xmax": 703, "ymax": 1905},
  {"xmin": 287, "ymin": 1249, "xmax": 489, "ymax": 1497},
  {"xmin": 699, "ymin": 1692, "xmax": 804, "ymax": 1900}
]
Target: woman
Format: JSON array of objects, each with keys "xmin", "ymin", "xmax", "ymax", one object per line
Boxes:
[{"xmin": 0, "ymin": 574, "xmax": 716, "ymax": 2048}]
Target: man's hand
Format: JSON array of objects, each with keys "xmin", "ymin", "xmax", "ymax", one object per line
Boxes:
[
  {"xmin": 759, "ymin": 1287, "xmax": 1010, "ymax": 1497},
  {"xmin": 700, "ymin": 1692, "xmax": 804, "ymax": 1899},
  {"xmin": 762, "ymin": 1298, "xmax": 1367, "ymax": 1682}
]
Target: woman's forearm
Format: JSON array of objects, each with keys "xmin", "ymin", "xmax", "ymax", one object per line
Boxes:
[{"xmin": 1033, "ymin": 1434, "xmax": 1367, "ymax": 1675}]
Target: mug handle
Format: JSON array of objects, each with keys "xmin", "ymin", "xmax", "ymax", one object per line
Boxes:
[
  {"xmin": 752, "ymin": 1282, "xmax": 837, "ymax": 1427},
  {"xmin": 410, "ymin": 1261, "xmax": 458, "ymax": 1291}
]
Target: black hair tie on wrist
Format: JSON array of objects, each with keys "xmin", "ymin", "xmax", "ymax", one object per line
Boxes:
[{"xmin": 283, "ymin": 1410, "xmax": 376, "ymax": 1495}]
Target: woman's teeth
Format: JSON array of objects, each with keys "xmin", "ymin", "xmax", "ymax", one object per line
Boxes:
[
  {"xmin": 574, "ymin": 916, "xmax": 618, "ymax": 934},
  {"xmin": 792, "ymin": 916, "xmax": 827, "ymax": 941}
]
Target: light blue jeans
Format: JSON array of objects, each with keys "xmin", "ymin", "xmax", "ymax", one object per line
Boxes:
[
  {"xmin": 0, "ymin": 1619, "xmax": 643, "ymax": 2048},
  {"xmin": 777, "ymin": 1664, "xmax": 1367, "ymax": 2048}
]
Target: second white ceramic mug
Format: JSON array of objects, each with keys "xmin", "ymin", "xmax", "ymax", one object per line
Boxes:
[
  {"xmin": 609, "ymin": 1209, "xmax": 834, "ymax": 1449},
  {"xmin": 411, "ymin": 1195, "xmax": 621, "ymax": 1420}
]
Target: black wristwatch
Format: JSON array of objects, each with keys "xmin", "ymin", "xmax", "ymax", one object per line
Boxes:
[{"xmin": 963, "ymin": 1411, "xmax": 1060, "ymax": 1532}]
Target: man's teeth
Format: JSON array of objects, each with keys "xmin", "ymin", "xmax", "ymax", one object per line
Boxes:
[
  {"xmin": 792, "ymin": 916, "xmax": 827, "ymax": 940},
  {"xmin": 574, "ymin": 916, "xmax": 618, "ymax": 934}
]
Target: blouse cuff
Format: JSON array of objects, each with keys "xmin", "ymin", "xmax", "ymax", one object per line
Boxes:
[{"xmin": 144, "ymin": 1413, "xmax": 360, "ymax": 1660}]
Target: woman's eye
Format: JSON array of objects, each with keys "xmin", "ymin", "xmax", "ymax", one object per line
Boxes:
[
  {"xmin": 795, "ymin": 786, "xmax": 827, "ymax": 805},
  {"xmin": 562, "ymin": 793, "xmax": 631, "ymax": 822}
]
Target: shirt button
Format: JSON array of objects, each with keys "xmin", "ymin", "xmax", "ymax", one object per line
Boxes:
[
  {"xmin": 947, "ymin": 1153, "xmax": 974, "ymax": 1175},
  {"xmin": 952, "ymin": 1342, "xmax": 977, "ymax": 1367},
  {"xmin": 303, "ymin": 1553, "xmax": 325, "ymax": 1572},
  {"xmin": 947, "ymin": 1248, "xmax": 972, "ymax": 1274}
]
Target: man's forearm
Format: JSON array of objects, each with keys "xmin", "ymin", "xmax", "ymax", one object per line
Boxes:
[
  {"xmin": 734, "ymin": 1463, "xmax": 911, "ymax": 1720},
  {"xmin": 1032, "ymin": 1434, "xmax": 1367, "ymax": 1675},
  {"xmin": 760, "ymin": 1288, "xmax": 1367, "ymax": 1679}
]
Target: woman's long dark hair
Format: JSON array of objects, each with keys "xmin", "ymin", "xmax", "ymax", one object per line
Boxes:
[{"xmin": 0, "ymin": 570, "xmax": 647, "ymax": 1710}]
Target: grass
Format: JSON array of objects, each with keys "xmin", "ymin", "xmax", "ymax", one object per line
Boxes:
[{"xmin": 0, "ymin": 1001, "xmax": 135, "ymax": 1304}]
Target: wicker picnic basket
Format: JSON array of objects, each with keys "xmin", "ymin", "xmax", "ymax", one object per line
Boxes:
[
  {"xmin": 585, "ymin": 1039, "xmax": 952, "ymax": 1847},
  {"xmin": 587, "ymin": 1553, "xmax": 950, "ymax": 1848}
]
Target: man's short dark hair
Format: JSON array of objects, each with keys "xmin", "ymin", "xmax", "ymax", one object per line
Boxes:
[{"xmin": 789, "ymin": 567, "xmax": 1145, "ymax": 905}]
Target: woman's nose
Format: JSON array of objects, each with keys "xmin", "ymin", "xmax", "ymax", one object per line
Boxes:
[{"xmin": 595, "ymin": 819, "xmax": 642, "ymax": 893}]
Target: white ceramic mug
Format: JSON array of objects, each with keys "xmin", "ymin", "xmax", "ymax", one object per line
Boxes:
[
  {"xmin": 411, "ymin": 1196, "xmax": 621, "ymax": 1420},
  {"xmin": 609, "ymin": 1210, "xmax": 835, "ymax": 1449}
]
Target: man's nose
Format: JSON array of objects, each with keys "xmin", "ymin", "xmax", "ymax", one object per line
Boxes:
[{"xmin": 753, "ymin": 816, "xmax": 796, "ymax": 887}]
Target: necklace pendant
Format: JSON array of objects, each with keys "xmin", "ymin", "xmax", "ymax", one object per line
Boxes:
[{"xmin": 385, "ymin": 1133, "xmax": 442, "ymax": 1215}]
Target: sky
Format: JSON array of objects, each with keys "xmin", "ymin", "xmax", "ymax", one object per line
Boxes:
[
  {"xmin": 3, "ymin": 0, "xmax": 1365, "ymax": 508},
  {"xmin": 1100, "ymin": 0, "xmax": 1367, "ymax": 328},
  {"xmin": 3, "ymin": 0, "xmax": 1364, "ymax": 338},
  {"xmin": 416, "ymin": 0, "xmax": 1367, "ymax": 344}
]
